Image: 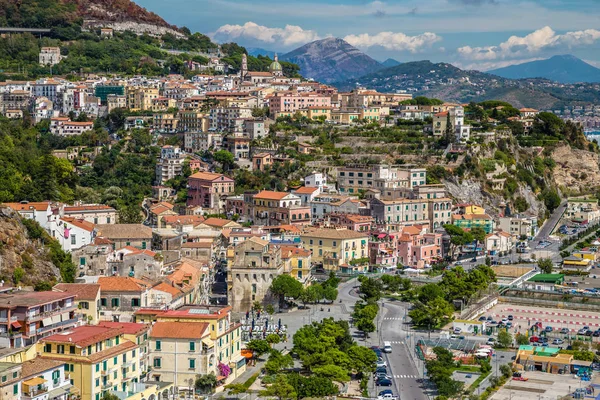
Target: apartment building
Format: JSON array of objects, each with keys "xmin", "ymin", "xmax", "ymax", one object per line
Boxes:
[
  {"xmin": 53, "ymin": 283, "xmax": 101, "ymax": 325},
  {"xmin": 209, "ymin": 106, "xmax": 253, "ymax": 132},
  {"xmin": 39, "ymin": 47, "xmax": 61, "ymax": 66},
  {"xmin": 0, "ymin": 291, "xmax": 78, "ymax": 348},
  {"xmin": 94, "ymin": 224, "xmax": 153, "ymax": 250},
  {"xmin": 498, "ymin": 216, "xmax": 537, "ymax": 238},
  {"xmin": 184, "ymin": 132, "xmax": 222, "ymax": 153},
  {"xmin": 251, "ymin": 191, "xmax": 310, "ymax": 225},
  {"xmin": 49, "ymin": 118, "xmax": 94, "ymax": 136},
  {"xmin": 370, "ymin": 198, "xmax": 430, "ymax": 230},
  {"xmin": 300, "ymin": 228, "xmax": 369, "ymax": 271},
  {"xmin": 397, "ymin": 225, "xmax": 443, "ymax": 268},
  {"xmin": 21, "ymin": 358, "xmax": 71, "ymax": 400},
  {"xmin": 187, "ymin": 171, "xmax": 235, "ymax": 211},
  {"xmin": 155, "ymin": 146, "xmax": 186, "ymax": 185},
  {"xmin": 337, "ymin": 165, "xmax": 426, "ymax": 194},
  {"xmin": 135, "ymin": 305, "xmax": 245, "ymax": 386},
  {"xmin": 268, "ymin": 92, "xmax": 331, "ymax": 115},
  {"xmin": 178, "ymin": 110, "xmax": 209, "ymax": 132},
  {"xmin": 38, "ymin": 325, "xmax": 144, "ymax": 400},
  {"xmin": 61, "ymin": 204, "xmax": 117, "ymax": 225},
  {"xmin": 126, "ymin": 87, "xmax": 160, "ymax": 111}
]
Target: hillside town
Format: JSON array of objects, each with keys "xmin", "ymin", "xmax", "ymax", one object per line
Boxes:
[{"xmin": 4, "ymin": 4, "xmax": 600, "ymax": 400}]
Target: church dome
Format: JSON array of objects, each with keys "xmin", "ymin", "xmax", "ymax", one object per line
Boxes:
[{"xmin": 269, "ymin": 54, "xmax": 283, "ymax": 75}]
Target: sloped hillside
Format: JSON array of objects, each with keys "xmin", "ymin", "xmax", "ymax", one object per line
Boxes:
[{"xmin": 0, "ymin": 208, "xmax": 61, "ymax": 288}]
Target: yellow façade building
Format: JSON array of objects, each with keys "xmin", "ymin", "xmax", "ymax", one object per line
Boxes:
[{"xmin": 37, "ymin": 325, "xmax": 170, "ymax": 400}]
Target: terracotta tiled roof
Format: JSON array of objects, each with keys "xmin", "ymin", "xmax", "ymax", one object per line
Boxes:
[
  {"xmin": 294, "ymin": 187, "xmax": 318, "ymax": 195},
  {"xmin": 42, "ymin": 326, "xmax": 122, "ymax": 347},
  {"xmin": 2, "ymin": 201, "xmax": 50, "ymax": 212},
  {"xmin": 162, "ymin": 215, "xmax": 205, "ymax": 226},
  {"xmin": 152, "ymin": 282, "xmax": 184, "ymax": 297},
  {"xmin": 21, "ymin": 359, "xmax": 65, "ymax": 379},
  {"xmin": 149, "ymin": 321, "xmax": 209, "ymax": 339},
  {"xmin": 98, "ymin": 276, "xmax": 150, "ymax": 292},
  {"xmin": 201, "ymin": 217, "xmax": 236, "ymax": 228},
  {"xmin": 254, "ymin": 190, "xmax": 290, "ymax": 201},
  {"xmin": 96, "ymin": 321, "xmax": 149, "ymax": 335},
  {"xmin": 181, "ymin": 241, "xmax": 213, "ymax": 248},
  {"xmin": 280, "ymin": 246, "xmax": 311, "ymax": 259},
  {"xmin": 61, "ymin": 217, "xmax": 95, "ymax": 232},
  {"xmin": 167, "ymin": 261, "xmax": 204, "ymax": 286},
  {"xmin": 95, "ymin": 224, "xmax": 152, "ymax": 239},
  {"xmin": 53, "ymin": 283, "xmax": 100, "ymax": 301},
  {"xmin": 64, "ymin": 205, "xmax": 114, "ymax": 213},
  {"xmin": 88, "ymin": 342, "xmax": 136, "ymax": 363},
  {"xmin": 189, "ymin": 171, "xmax": 232, "ymax": 181},
  {"xmin": 94, "ymin": 237, "xmax": 113, "ymax": 245}
]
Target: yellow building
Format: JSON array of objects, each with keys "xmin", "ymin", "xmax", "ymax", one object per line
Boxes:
[
  {"xmin": 38, "ymin": 325, "xmax": 152, "ymax": 400},
  {"xmin": 464, "ymin": 205, "xmax": 486, "ymax": 215},
  {"xmin": 300, "ymin": 228, "xmax": 369, "ymax": 271},
  {"xmin": 134, "ymin": 305, "xmax": 246, "ymax": 386},
  {"xmin": 126, "ymin": 87, "xmax": 160, "ymax": 111},
  {"xmin": 153, "ymin": 113, "xmax": 179, "ymax": 132},
  {"xmin": 280, "ymin": 246, "xmax": 312, "ymax": 285},
  {"xmin": 331, "ymin": 109, "xmax": 360, "ymax": 124},
  {"xmin": 53, "ymin": 283, "xmax": 101, "ymax": 324},
  {"xmin": 147, "ymin": 321, "xmax": 214, "ymax": 388}
]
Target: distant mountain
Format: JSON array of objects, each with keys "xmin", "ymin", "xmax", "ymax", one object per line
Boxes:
[
  {"xmin": 381, "ymin": 58, "xmax": 401, "ymax": 68},
  {"xmin": 488, "ymin": 55, "xmax": 600, "ymax": 84},
  {"xmin": 247, "ymin": 47, "xmax": 277, "ymax": 58},
  {"xmin": 281, "ymin": 38, "xmax": 383, "ymax": 83},
  {"xmin": 333, "ymin": 60, "xmax": 600, "ymax": 109}
]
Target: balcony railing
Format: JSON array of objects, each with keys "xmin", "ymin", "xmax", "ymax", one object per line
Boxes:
[
  {"xmin": 36, "ymin": 318, "xmax": 79, "ymax": 335},
  {"xmin": 0, "ymin": 316, "xmax": 17, "ymax": 323},
  {"xmin": 102, "ymin": 381, "xmax": 113, "ymax": 389}
]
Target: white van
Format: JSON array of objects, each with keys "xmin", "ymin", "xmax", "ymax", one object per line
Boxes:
[{"xmin": 383, "ymin": 341, "xmax": 393, "ymax": 353}]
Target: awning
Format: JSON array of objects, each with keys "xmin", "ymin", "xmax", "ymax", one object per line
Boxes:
[
  {"xmin": 23, "ymin": 377, "xmax": 46, "ymax": 386},
  {"xmin": 46, "ymin": 384, "xmax": 72, "ymax": 398},
  {"xmin": 216, "ymin": 375, "xmax": 226, "ymax": 381},
  {"xmin": 11, "ymin": 321, "xmax": 21, "ymax": 329},
  {"xmin": 42, "ymin": 317, "xmax": 53, "ymax": 327},
  {"xmin": 51, "ymin": 315, "xmax": 61, "ymax": 324},
  {"xmin": 61, "ymin": 312, "xmax": 70, "ymax": 322}
]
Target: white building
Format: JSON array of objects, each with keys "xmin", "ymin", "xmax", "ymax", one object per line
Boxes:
[
  {"xmin": 48, "ymin": 217, "xmax": 95, "ymax": 252},
  {"xmin": 155, "ymin": 146, "xmax": 186, "ymax": 185},
  {"xmin": 243, "ymin": 119, "xmax": 268, "ymax": 139},
  {"xmin": 49, "ymin": 118, "xmax": 94, "ymax": 136},
  {"xmin": 3, "ymin": 201, "xmax": 52, "ymax": 231},
  {"xmin": 21, "ymin": 358, "xmax": 71, "ymax": 400},
  {"xmin": 39, "ymin": 47, "xmax": 62, "ymax": 66},
  {"xmin": 304, "ymin": 173, "xmax": 328, "ymax": 191}
]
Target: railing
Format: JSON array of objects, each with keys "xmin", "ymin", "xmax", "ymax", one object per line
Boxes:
[
  {"xmin": 101, "ymin": 381, "xmax": 113, "ymax": 389},
  {"xmin": 36, "ymin": 318, "xmax": 79, "ymax": 335},
  {"xmin": 0, "ymin": 316, "xmax": 17, "ymax": 323}
]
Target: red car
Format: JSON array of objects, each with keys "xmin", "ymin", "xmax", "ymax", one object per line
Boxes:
[
  {"xmin": 513, "ymin": 373, "xmax": 528, "ymax": 381},
  {"xmin": 529, "ymin": 336, "xmax": 540, "ymax": 343}
]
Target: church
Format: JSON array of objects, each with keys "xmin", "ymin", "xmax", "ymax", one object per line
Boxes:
[{"xmin": 239, "ymin": 53, "xmax": 284, "ymax": 84}]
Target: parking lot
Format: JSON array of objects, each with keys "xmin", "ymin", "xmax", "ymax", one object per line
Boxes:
[
  {"xmin": 490, "ymin": 370, "xmax": 598, "ymax": 400},
  {"xmin": 485, "ymin": 303, "xmax": 600, "ymax": 341}
]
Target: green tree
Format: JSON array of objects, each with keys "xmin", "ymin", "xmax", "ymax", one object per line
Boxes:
[
  {"xmin": 266, "ymin": 333, "xmax": 281, "ymax": 346},
  {"xmin": 102, "ymin": 394, "xmax": 120, "ymax": 400},
  {"xmin": 500, "ymin": 364, "xmax": 513, "ymax": 378},
  {"xmin": 265, "ymin": 350, "xmax": 293, "ymax": 375},
  {"xmin": 514, "ymin": 196, "xmax": 529, "ymax": 213},
  {"xmin": 246, "ymin": 339, "xmax": 271, "ymax": 359},
  {"xmin": 260, "ymin": 375, "xmax": 296, "ymax": 400},
  {"xmin": 323, "ymin": 285, "xmax": 338, "ymax": 302},
  {"xmin": 12, "ymin": 267, "xmax": 24, "ymax": 285},
  {"xmin": 355, "ymin": 318, "xmax": 376, "ymax": 338},
  {"xmin": 214, "ymin": 150, "xmax": 235, "ymax": 171},
  {"xmin": 270, "ymin": 274, "xmax": 303, "ymax": 308},
  {"xmin": 285, "ymin": 374, "xmax": 338, "ymax": 399},
  {"xmin": 195, "ymin": 373, "xmax": 217, "ymax": 393},
  {"xmin": 515, "ymin": 333, "xmax": 529, "ymax": 346},
  {"xmin": 409, "ymin": 297, "xmax": 454, "ymax": 328},
  {"xmin": 497, "ymin": 329, "xmax": 513, "ymax": 348},
  {"xmin": 359, "ymin": 277, "xmax": 383, "ymax": 301},
  {"xmin": 541, "ymin": 189, "xmax": 561, "ymax": 213},
  {"xmin": 265, "ymin": 304, "xmax": 275, "ymax": 315},
  {"xmin": 537, "ymin": 258, "xmax": 554, "ymax": 274},
  {"xmin": 348, "ymin": 345, "xmax": 377, "ymax": 373},
  {"xmin": 311, "ymin": 364, "xmax": 350, "ymax": 382}
]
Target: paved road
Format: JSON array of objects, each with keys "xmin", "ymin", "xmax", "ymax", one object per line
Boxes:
[
  {"xmin": 378, "ymin": 300, "xmax": 429, "ymax": 400},
  {"xmin": 532, "ymin": 201, "xmax": 567, "ymax": 245}
]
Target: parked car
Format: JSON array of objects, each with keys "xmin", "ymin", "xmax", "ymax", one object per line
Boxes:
[
  {"xmin": 586, "ymin": 330, "xmax": 594, "ymax": 336},
  {"xmin": 560, "ymin": 328, "xmax": 570, "ymax": 334},
  {"xmin": 376, "ymin": 367, "xmax": 388, "ymax": 374},
  {"xmin": 479, "ymin": 316, "xmax": 487, "ymax": 321},
  {"xmin": 376, "ymin": 373, "xmax": 392, "ymax": 381},
  {"xmin": 508, "ymin": 315, "xmax": 514, "ymax": 321},
  {"xmin": 513, "ymin": 372, "xmax": 528, "ymax": 381},
  {"xmin": 379, "ymin": 390, "xmax": 393, "ymax": 397},
  {"xmin": 376, "ymin": 360, "xmax": 387, "ymax": 368},
  {"xmin": 486, "ymin": 338, "xmax": 496, "ymax": 345},
  {"xmin": 377, "ymin": 378, "xmax": 393, "ymax": 387},
  {"xmin": 453, "ymin": 328, "xmax": 462, "ymax": 334},
  {"xmin": 578, "ymin": 327, "xmax": 589, "ymax": 335},
  {"xmin": 529, "ymin": 336, "xmax": 540, "ymax": 343},
  {"xmin": 378, "ymin": 392, "xmax": 398, "ymax": 400},
  {"xmin": 553, "ymin": 338, "xmax": 565, "ymax": 345},
  {"xmin": 545, "ymin": 326, "xmax": 553, "ymax": 332}
]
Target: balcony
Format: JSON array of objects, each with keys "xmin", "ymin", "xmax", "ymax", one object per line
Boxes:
[
  {"xmin": 0, "ymin": 316, "xmax": 17, "ymax": 323},
  {"xmin": 27, "ymin": 305, "xmax": 76, "ymax": 322},
  {"xmin": 22, "ymin": 385, "xmax": 48, "ymax": 399},
  {"xmin": 102, "ymin": 381, "xmax": 113, "ymax": 390},
  {"xmin": 36, "ymin": 317, "xmax": 79, "ymax": 335}
]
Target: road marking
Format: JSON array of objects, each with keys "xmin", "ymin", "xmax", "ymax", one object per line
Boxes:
[
  {"xmin": 393, "ymin": 375, "xmax": 418, "ymax": 379},
  {"xmin": 383, "ymin": 317, "xmax": 404, "ymax": 320}
]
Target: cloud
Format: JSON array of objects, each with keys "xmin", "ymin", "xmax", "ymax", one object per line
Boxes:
[
  {"xmin": 373, "ymin": 10, "xmax": 387, "ymax": 18},
  {"xmin": 344, "ymin": 31, "xmax": 442, "ymax": 52},
  {"xmin": 458, "ymin": 26, "xmax": 600, "ymax": 61},
  {"xmin": 452, "ymin": 0, "xmax": 497, "ymax": 4},
  {"xmin": 212, "ymin": 22, "xmax": 320, "ymax": 46}
]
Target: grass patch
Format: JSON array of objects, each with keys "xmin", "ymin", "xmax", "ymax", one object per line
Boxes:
[
  {"xmin": 468, "ymin": 370, "xmax": 492, "ymax": 393},
  {"xmin": 456, "ymin": 365, "xmax": 481, "ymax": 373},
  {"xmin": 243, "ymin": 373, "xmax": 260, "ymax": 389},
  {"xmin": 225, "ymin": 372, "xmax": 260, "ymax": 393}
]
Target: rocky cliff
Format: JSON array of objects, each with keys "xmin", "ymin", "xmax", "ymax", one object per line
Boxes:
[{"xmin": 0, "ymin": 208, "xmax": 60, "ymax": 287}]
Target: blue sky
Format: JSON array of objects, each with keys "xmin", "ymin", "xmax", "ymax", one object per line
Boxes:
[{"xmin": 135, "ymin": 0, "xmax": 600, "ymax": 71}]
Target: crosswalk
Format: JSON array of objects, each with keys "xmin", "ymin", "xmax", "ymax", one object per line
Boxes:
[
  {"xmin": 383, "ymin": 317, "xmax": 403, "ymax": 321},
  {"xmin": 387, "ymin": 341, "xmax": 404, "ymax": 345},
  {"xmin": 392, "ymin": 375, "xmax": 419, "ymax": 379}
]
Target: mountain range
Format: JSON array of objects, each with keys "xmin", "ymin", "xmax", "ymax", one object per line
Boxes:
[
  {"xmin": 488, "ymin": 55, "xmax": 600, "ymax": 83},
  {"xmin": 381, "ymin": 58, "xmax": 402, "ymax": 68},
  {"xmin": 247, "ymin": 47, "xmax": 277, "ymax": 58},
  {"xmin": 281, "ymin": 38, "xmax": 384, "ymax": 83}
]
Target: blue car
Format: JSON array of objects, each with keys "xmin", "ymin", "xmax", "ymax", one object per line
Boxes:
[{"xmin": 377, "ymin": 379, "xmax": 393, "ymax": 387}]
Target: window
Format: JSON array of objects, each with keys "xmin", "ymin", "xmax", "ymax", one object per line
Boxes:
[
  {"xmin": 79, "ymin": 257, "xmax": 86, "ymax": 266},
  {"xmin": 153, "ymin": 358, "xmax": 161, "ymax": 368},
  {"xmin": 131, "ymin": 298, "xmax": 140, "ymax": 307},
  {"xmin": 70, "ymin": 345, "xmax": 75, "ymax": 354},
  {"xmin": 70, "ymin": 235, "xmax": 76, "ymax": 245},
  {"xmin": 107, "ymin": 217, "xmax": 111, "ymax": 224},
  {"xmin": 142, "ymin": 241, "xmax": 147, "ymax": 249},
  {"xmin": 155, "ymin": 340, "xmax": 161, "ymax": 351},
  {"xmin": 100, "ymin": 298, "xmax": 107, "ymax": 307},
  {"xmin": 116, "ymin": 336, "xmax": 119, "ymax": 345},
  {"xmin": 96, "ymin": 378, "xmax": 100, "ymax": 387},
  {"xmin": 318, "ymin": 240, "xmax": 323, "ymax": 246},
  {"xmin": 57, "ymin": 345, "xmax": 65, "ymax": 354},
  {"xmin": 12, "ymin": 372, "xmax": 17, "ymax": 379},
  {"xmin": 96, "ymin": 364, "xmax": 100, "ymax": 372},
  {"xmin": 13, "ymin": 384, "xmax": 17, "ymax": 395},
  {"xmin": 189, "ymin": 342, "xmax": 195, "ymax": 351},
  {"xmin": 44, "ymin": 344, "xmax": 52, "ymax": 353},
  {"xmin": 189, "ymin": 359, "xmax": 196, "ymax": 369},
  {"xmin": 94, "ymin": 217, "xmax": 98, "ymax": 224},
  {"xmin": 111, "ymin": 298, "xmax": 119, "ymax": 307},
  {"xmin": 332, "ymin": 241, "xmax": 336, "ymax": 247}
]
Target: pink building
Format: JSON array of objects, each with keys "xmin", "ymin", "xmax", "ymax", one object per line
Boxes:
[
  {"xmin": 187, "ymin": 171, "xmax": 235, "ymax": 210},
  {"xmin": 269, "ymin": 92, "xmax": 332, "ymax": 115},
  {"xmin": 369, "ymin": 232, "xmax": 398, "ymax": 267},
  {"xmin": 397, "ymin": 225, "xmax": 442, "ymax": 268},
  {"xmin": 327, "ymin": 213, "xmax": 374, "ymax": 232}
]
